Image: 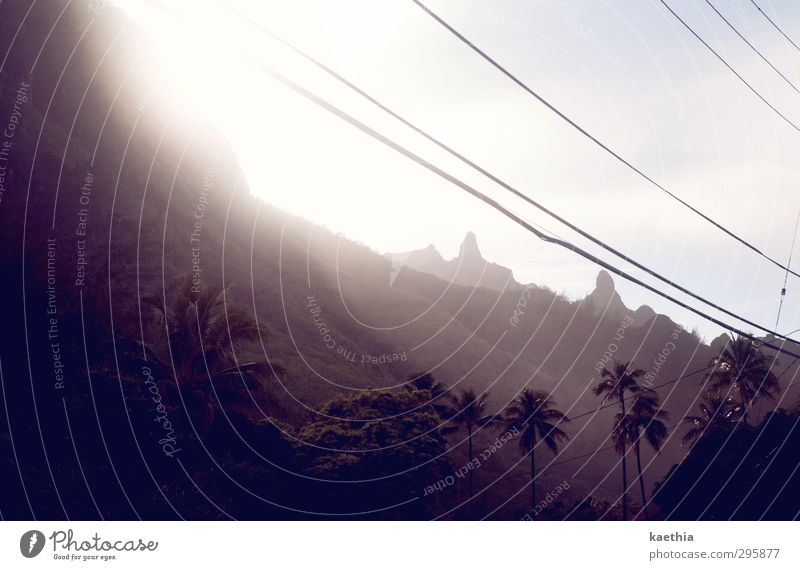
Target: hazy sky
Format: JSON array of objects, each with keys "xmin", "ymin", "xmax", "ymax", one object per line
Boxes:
[{"xmin": 114, "ymin": 0, "xmax": 800, "ymax": 341}]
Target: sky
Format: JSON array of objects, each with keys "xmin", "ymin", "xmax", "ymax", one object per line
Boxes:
[{"xmin": 111, "ymin": 0, "xmax": 800, "ymax": 342}]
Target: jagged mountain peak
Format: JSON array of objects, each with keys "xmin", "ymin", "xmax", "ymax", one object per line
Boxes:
[
  {"xmin": 587, "ymin": 271, "xmax": 659, "ymax": 328},
  {"xmin": 586, "ymin": 269, "xmax": 627, "ymax": 319},
  {"xmin": 632, "ymin": 304, "xmax": 657, "ymax": 327},
  {"xmin": 389, "ymin": 232, "xmax": 519, "ymax": 292},
  {"xmin": 459, "ymin": 231, "xmax": 482, "ymax": 260},
  {"xmin": 595, "ymin": 269, "xmax": 616, "ymax": 297}
]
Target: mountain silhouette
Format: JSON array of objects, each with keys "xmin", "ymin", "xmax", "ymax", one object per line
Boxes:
[
  {"xmin": 585, "ymin": 269, "xmax": 657, "ymax": 327},
  {"xmin": 389, "ymin": 231, "xmax": 520, "ymax": 292}
]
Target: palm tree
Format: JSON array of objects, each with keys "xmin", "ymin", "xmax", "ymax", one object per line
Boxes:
[
  {"xmin": 593, "ymin": 360, "xmax": 645, "ymax": 520},
  {"xmin": 406, "ymin": 371, "xmax": 449, "ymax": 416},
  {"xmin": 446, "ymin": 389, "xmax": 500, "ymax": 503},
  {"xmin": 141, "ymin": 277, "xmax": 272, "ymax": 433},
  {"xmin": 504, "ymin": 388, "xmax": 570, "ymax": 509},
  {"xmin": 707, "ymin": 335, "xmax": 780, "ymax": 424},
  {"xmin": 615, "ymin": 390, "xmax": 668, "ymax": 519},
  {"xmin": 681, "ymin": 392, "xmax": 740, "ymax": 446}
]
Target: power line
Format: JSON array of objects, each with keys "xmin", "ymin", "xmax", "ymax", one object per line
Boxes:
[
  {"xmin": 508, "ymin": 358, "xmax": 800, "ymax": 479},
  {"xmin": 410, "ymin": 0, "xmax": 800, "ymax": 281},
  {"xmin": 750, "ymin": 0, "xmax": 800, "ymax": 54},
  {"xmin": 705, "ymin": 0, "xmax": 800, "ymax": 95},
  {"xmin": 170, "ymin": 0, "xmax": 800, "ymax": 348},
  {"xmin": 567, "ymin": 364, "xmax": 716, "ymax": 424},
  {"xmin": 511, "ymin": 377, "xmax": 800, "ymax": 480},
  {"xmin": 143, "ymin": 0, "xmax": 800, "ymax": 361},
  {"xmin": 238, "ymin": 53, "xmax": 800, "ymax": 363},
  {"xmin": 776, "ymin": 210, "xmax": 800, "ymax": 328},
  {"xmin": 495, "ymin": 365, "xmax": 716, "ymax": 483},
  {"xmin": 504, "ymin": 358, "xmax": 800, "ymax": 481},
  {"xmin": 503, "ymin": 423, "xmax": 677, "ymax": 479},
  {"xmin": 210, "ymin": 5, "xmax": 800, "ymax": 346},
  {"xmin": 659, "ymin": 0, "xmax": 800, "ymax": 134},
  {"xmin": 568, "ymin": 351, "xmax": 800, "ymax": 426},
  {"xmin": 560, "ymin": 343, "xmax": 800, "ymax": 461}
]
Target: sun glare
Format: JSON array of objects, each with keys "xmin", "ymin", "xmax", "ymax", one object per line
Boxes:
[{"xmin": 111, "ymin": 0, "xmax": 475, "ymax": 254}]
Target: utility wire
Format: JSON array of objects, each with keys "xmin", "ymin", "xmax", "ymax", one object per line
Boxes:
[
  {"xmin": 215, "ymin": 1, "xmax": 800, "ymax": 345},
  {"xmin": 410, "ymin": 0, "xmax": 800, "ymax": 281},
  {"xmin": 705, "ymin": 0, "xmax": 800, "ymax": 95},
  {"xmin": 776, "ymin": 210, "xmax": 800, "ymax": 328},
  {"xmin": 502, "ymin": 424, "xmax": 676, "ymax": 480},
  {"xmin": 239, "ymin": 55, "xmax": 800, "ymax": 362},
  {"xmin": 659, "ymin": 0, "xmax": 800, "ymax": 134},
  {"xmin": 561, "ymin": 350, "xmax": 797, "ymax": 425},
  {"xmin": 750, "ymin": 0, "xmax": 800, "ymax": 54},
  {"xmin": 143, "ymin": 0, "xmax": 800, "ymax": 359},
  {"xmin": 507, "ymin": 356, "xmax": 800, "ymax": 479},
  {"xmin": 509, "ymin": 380, "xmax": 800, "ymax": 480},
  {"xmin": 567, "ymin": 364, "xmax": 715, "ymax": 424}
]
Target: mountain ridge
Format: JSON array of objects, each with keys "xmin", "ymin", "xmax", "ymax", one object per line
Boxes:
[{"xmin": 390, "ymin": 235, "xmax": 660, "ymax": 331}]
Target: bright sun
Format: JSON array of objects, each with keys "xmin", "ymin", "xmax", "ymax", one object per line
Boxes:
[{"xmin": 110, "ymin": 0, "xmax": 492, "ymax": 256}]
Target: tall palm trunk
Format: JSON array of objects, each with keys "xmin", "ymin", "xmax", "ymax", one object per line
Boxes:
[
  {"xmin": 635, "ymin": 440, "xmax": 648, "ymax": 520},
  {"xmin": 530, "ymin": 444, "xmax": 536, "ymax": 510},
  {"xmin": 620, "ymin": 394, "xmax": 628, "ymax": 520}
]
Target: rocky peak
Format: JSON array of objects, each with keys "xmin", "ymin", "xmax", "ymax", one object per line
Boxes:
[
  {"xmin": 389, "ymin": 232, "xmax": 519, "ymax": 292},
  {"xmin": 595, "ymin": 270, "xmax": 615, "ymax": 297},
  {"xmin": 459, "ymin": 231, "xmax": 482, "ymax": 260},
  {"xmin": 587, "ymin": 270, "xmax": 628, "ymax": 319},
  {"xmin": 631, "ymin": 304, "xmax": 656, "ymax": 327}
]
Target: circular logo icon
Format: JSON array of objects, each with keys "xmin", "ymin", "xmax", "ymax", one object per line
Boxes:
[{"xmin": 20, "ymin": 530, "xmax": 45, "ymax": 558}]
